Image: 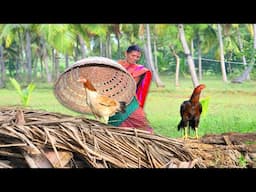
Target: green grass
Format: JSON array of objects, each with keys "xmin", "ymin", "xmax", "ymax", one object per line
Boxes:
[
  {"xmin": 1, "ymin": 75, "xmax": 256, "ymax": 138},
  {"xmin": 145, "ymin": 75, "xmax": 256, "ymax": 138},
  {"xmin": 0, "ymin": 88, "xmax": 81, "ymax": 116}
]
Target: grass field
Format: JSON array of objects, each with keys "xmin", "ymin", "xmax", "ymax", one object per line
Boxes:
[
  {"xmin": 145, "ymin": 75, "xmax": 256, "ymax": 138},
  {"xmin": 1, "ymin": 75, "xmax": 256, "ymax": 138}
]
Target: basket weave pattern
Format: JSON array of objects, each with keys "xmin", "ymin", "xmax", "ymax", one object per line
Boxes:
[{"xmin": 54, "ymin": 57, "xmax": 136, "ymax": 114}]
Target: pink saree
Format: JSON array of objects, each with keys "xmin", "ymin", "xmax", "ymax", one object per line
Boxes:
[{"xmin": 117, "ymin": 60, "xmax": 153, "ymax": 133}]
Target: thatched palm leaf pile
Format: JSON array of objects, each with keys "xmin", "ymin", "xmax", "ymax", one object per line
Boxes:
[{"xmin": 0, "ymin": 106, "xmax": 204, "ymax": 168}]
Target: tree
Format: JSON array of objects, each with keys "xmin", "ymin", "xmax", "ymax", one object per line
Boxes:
[
  {"xmin": 39, "ymin": 24, "xmax": 76, "ymax": 81},
  {"xmin": 0, "ymin": 45, "xmax": 5, "ymax": 88},
  {"xmin": 141, "ymin": 24, "xmax": 165, "ymax": 87},
  {"xmin": 170, "ymin": 44, "xmax": 180, "ymax": 86},
  {"xmin": 178, "ymin": 24, "xmax": 199, "ymax": 87},
  {"xmin": 25, "ymin": 28, "xmax": 32, "ymax": 82},
  {"xmin": 217, "ymin": 24, "xmax": 228, "ymax": 82}
]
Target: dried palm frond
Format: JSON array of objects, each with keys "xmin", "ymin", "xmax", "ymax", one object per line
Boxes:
[{"xmin": 0, "ymin": 106, "xmax": 202, "ymax": 168}]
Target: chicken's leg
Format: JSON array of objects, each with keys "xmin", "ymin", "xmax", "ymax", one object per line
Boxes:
[
  {"xmin": 183, "ymin": 127, "xmax": 188, "ymax": 139},
  {"xmin": 189, "ymin": 128, "xmax": 199, "ymax": 139},
  {"xmin": 103, "ymin": 116, "xmax": 109, "ymax": 124},
  {"xmin": 194, "ymin": 128, "xmax": 199, "ymax": 139}
]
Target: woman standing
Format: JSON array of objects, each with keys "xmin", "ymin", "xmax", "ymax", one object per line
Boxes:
[{"xmin": 108, "ymin": 45, "xmax": 153, "ymax": 133}]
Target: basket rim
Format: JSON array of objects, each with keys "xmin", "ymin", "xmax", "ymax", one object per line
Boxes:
[{"xmin": 64, "ymin": 56, "xmax": 128, "ymax": 73}]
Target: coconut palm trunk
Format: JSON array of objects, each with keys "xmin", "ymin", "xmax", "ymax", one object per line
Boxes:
[
  {"xmin": 0, "ymin": 45, "xmax": 5, "ymax": 88},
  {"xmin": 144, "ymin": 24, "xmax": 165, "ymax": 87},
  {"xmin": 217, "ymin": 24, "xmax": 228, "ymax": 82},
  {"xmin": 178, "ymin": 24, "xmax": 199, "ymax": 87},
  {"xmin": 78, "ymin": 34, "xmax": 86, "ymax": 59},
  {"xmin": 170, "ymin": 45, "xmax": 180, "ymax": 87},
  {"xmin": 41, "ymin": 38, "xmax": 52, "ymax": 83},
  {"xmin": 198, "ymin": 41, "xmax": 202, "ymax": 80},
  {"xmin": 25, "ymin": 30, "xmax": 32, "ymax": 83}
]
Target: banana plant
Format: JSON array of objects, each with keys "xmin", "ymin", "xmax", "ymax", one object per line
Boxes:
[{"xmin": 9, "ymin": 77, "xmax": 36, "ymax": 107}]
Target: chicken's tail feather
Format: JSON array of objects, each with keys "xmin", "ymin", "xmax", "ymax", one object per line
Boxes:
[
  {"xmin": 177, "ymin": 120, "xmax": 184, "ymax": 131},
  {"xmin": 119, "ymin": 101, "xmax": 126, "ymax": 113}
]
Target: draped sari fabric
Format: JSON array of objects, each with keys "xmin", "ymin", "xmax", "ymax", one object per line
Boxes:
[
  {"xmin": 118, "ymin": 60, "xmax": 152, "ymax": 108},
  {"xmin": 108, "ymin": 60, "xmax": 153, "ymax": 133}
]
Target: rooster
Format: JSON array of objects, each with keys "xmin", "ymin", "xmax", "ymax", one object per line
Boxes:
[
  {"xmin": 177, "ymin": 84, "xmax": 206, "ymax": 139},
  {"xmin": 77, "ymin": 78, "xmax": 126, "ymax": 124}
]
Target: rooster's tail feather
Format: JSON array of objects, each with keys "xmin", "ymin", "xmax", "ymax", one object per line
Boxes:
[{"xmin": 177, "ymin": 120, "xmax": 184, "ymax": 131}]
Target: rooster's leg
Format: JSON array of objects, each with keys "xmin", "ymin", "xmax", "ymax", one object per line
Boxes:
[
  {"xmin": 189, "ymin": 128, "xmax": 199, "ymax": 139},
  {"xmin": 183, "ymin": 127, "xmax": 188, "ymax": 139},
  {"xmin": 195, "ymin": 128, "xmax": 199, "ymax": 139}
]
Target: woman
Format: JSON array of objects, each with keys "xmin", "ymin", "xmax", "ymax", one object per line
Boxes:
[{"xmin": 108, "ymin": 45, "xmax": 153, "ymax": 133}]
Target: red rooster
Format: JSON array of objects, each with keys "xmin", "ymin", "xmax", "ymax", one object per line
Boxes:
[
  {"xmin": 177, "ymin": 84, "xmax": 206, "ymax": 139},
  {"xmin": 77, "ymin": 78, "xmax": 126, "ymax": 124}
]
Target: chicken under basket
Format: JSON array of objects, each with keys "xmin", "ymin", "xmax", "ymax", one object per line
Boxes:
[{"xmin": 54, "ymin": 57, "xmax": 136, "ymax": 114}]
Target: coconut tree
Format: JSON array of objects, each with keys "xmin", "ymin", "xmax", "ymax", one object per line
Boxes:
[
  {"xmin": 1, "ymin": 24, "xmax": 44, "ymax": 83},
  {"xmin": 120, "ymin": 24, "xmax": 141, "ymax": 45},
  {"xmin": 217, "ymin": 24, "xmax": 228, "ymax": 82},
  {"xmin": 3, "ymin": 24, "xmax": 35, "ymax": 83},
  {"xmin": 39, "ymin": 24, "xmax": 76, "ymax": 81},
  {"xmin": 24, "ymin": 25, "xmax": 32, "ymax": 82},
  {"xmin": 71, "ymin": 24, "xmax": 109, "ymax": 58},
  {"xmin": 139, "ymin": 24, "xmax": 165, "ymax": 87},
  {"xmin": 188, "ymin": 24, "xmax": 212, "ymax": 81},
  {"xmin": 112, "ymin": 24, "xmax": 122, "ymax": 58},
  {"xmin": 0, "ymin": 24, "xmax": 25, "ymax": 81},
  {"xmin": 169, "ymin": 43, "xmax": 180, "ymax": 86},
  {"xmin": 152, "ymin": 24, "xmax": 198, "ymax": 87},
  {"xmin": 0, "ymin": 44, "xmax": 4, "ymax": 88},
  {"xmin": 239, "ymin": 24, "xmax": 256, "ymax": 65},
  {"xmin": 39, "ymin": 36, "xmax": 52, "ymax": 83},
  {"xmin": 0, "ymin": 25, "xmax": 6, "ymax": 87},
  {"xmin": 235, "ymin": 24, "xmax": 247, "ymax": 68},
  {"xmin": 178, "ymin": 24, "xmax": 199, "ymax": 87}
]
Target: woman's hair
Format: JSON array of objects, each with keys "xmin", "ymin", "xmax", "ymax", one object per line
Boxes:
[{"xmin": 126, "ymin": 45, "xmax": 141, "ymax": 53}]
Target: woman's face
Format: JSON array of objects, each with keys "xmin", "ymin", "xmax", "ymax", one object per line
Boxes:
[{"xmin": 125, "ymin": 50, "xmax": 141, "ymax": 64}]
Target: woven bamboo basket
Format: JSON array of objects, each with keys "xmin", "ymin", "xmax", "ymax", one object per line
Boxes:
[{"xmin": 54, "ymin": 57, "xmax": 136, "ymax": 114}]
